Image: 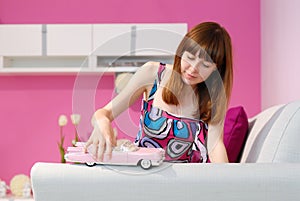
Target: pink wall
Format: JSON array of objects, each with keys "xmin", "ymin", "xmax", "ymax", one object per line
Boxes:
[
  {"xmin": 261, "ymin": 0, "xmax": 300, "ymax": 109},
  {"xmin": 0, "ymin": 0, "xmax": 261, "ymax": 183}
]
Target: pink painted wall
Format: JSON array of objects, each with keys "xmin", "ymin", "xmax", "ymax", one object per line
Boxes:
[
  {"xmin": 261, "ymin": 0, "xmax": 300, "ymax": 110},
  {"xmin": 0, "ymin": 0, "xmax": 261, "ymax": 183}
]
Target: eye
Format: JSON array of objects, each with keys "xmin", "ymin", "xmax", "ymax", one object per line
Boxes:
[
  {"xmin": 185, "ymin": 52, "xmax": 195, "ymax": 60},
  {"xmin": 202, "ymin": 63, "xmax": 210, "ymax": 68},
  {"xmin": 202, "ymin": 61, "xmax": 212, "ymax": 68},
  {"xmin": 187, "ymin": 55, "xmax": 195, "ymax": 60}
]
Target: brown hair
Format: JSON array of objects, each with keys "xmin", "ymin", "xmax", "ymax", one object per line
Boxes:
[{"xmin": 162, "ymin": 22, "xmax": 233, "ymax": 123}]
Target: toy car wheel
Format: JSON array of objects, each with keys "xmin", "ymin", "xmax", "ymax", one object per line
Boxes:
[
  {"xmin": 139, "ymin": 159, "xmax": 152, "ymax": 170},
  {"xmin": 85, "ymin": 162, "xmax": 96, "ymax": 167}
]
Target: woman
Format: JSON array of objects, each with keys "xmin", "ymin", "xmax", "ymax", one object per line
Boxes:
[{"xmin": 85, "ymin": 21, "xmax": 233, "ymax": 163}]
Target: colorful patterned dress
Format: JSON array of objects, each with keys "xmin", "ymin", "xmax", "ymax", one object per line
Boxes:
[{"xmin": 135, "ymin": 63, "xmax": 209, "ymax": 163}]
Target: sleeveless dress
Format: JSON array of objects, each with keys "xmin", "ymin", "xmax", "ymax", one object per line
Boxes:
[{"xmin": 135, "ymin": 63, "xmax": 209, "ymax": 163}]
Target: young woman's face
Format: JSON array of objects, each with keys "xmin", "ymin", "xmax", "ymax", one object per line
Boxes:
[{"xmin": 180, "ymin": 50, "xmax": 217, "ymax": 87}]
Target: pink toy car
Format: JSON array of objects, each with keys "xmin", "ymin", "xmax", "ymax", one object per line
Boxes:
[{"xmin": 64, "ymin": 140, "xmax": 165, "ymax": 170}]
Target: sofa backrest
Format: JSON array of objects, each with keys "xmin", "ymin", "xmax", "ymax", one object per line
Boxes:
[{"xmin": 240, "ymin": 100, "xmax": 300, "ymax": 163}]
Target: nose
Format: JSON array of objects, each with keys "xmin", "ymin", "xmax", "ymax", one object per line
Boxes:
[{"xmin": 189, "ymin": 60, "xmax": 201, "ymax": 72}]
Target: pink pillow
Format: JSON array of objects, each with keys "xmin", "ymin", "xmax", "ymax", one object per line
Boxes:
[{"xmin": 223, "ymin": 106, "xmax": 248, "ymax": 162}]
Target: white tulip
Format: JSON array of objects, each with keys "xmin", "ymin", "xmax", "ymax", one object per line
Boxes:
[
  {"xmin": 115, "ymin": 73, "xmax": 133, "ymax": 94},
  {"xmin": 58, "ymin": 115, "xmax": 68, "ymax": 126},
  {"xmin": 10, "ymin": 174, "xmax": 30, "ymax": 198},
  {"xmin": 70, "ymin": 114, "xmax": 81, "ymax": 125}
]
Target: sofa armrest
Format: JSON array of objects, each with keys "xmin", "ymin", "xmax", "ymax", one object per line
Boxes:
[{"xmin": 31, "ymin": 162, "xmax": 300, "ymax": 201}]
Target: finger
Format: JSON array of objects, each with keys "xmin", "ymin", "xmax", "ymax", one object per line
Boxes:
[
  {"xmin": 105, "ymin": 139, "xmax": 113, "ymax": 160},
  {"xmin": 111, "ymin": 134, "xmax": 117, "ymax": 147},
  {"xmin": 107, "ymin": 129, "xmax": 116, "ymax": 160},
  {"xmin": 84, "ymin": 139, "xmax": 93, "ymax": 153},
  {"xmin": 113, "ymin": 128, "xmax": 118, "ymax": 138},
  {"xmin": 97, "ymin": 140, "xmax": 105, "ymax": 162},
  {"xmin": 108, "ymin": 128, "xmax": 117, "ymax": 147},
  {"xmin": 92, "ymin": 141, "xmax": 99, "ymax": 158}
]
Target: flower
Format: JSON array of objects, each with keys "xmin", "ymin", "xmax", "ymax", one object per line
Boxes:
[
  {"xmin": 10, "ymin": 174, "xmax": 31, "ymax": 198},
  {"xmin": 58, "ymin": 114, "xmax": 67, "ymax": 163},
  {"xmin": 70, "ymin": 114, "xmax": 81, "ymax": 125},
  {"xmin": 0, "ymin": 179, "xmax": 9, "ymax": 198},
  {"xmin": 115, "ymin": 73, "xmax": 133, "ymax": 94},
  {"xmin": 58, "ymin": 115, "xmax": 68, "ymax": 126},
  {"xmin": 70, "ymin": 114, "xmax": 81, "ymax": 146}
]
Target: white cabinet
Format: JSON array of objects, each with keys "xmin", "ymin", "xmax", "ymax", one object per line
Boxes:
[
  {"xmin": 92, "ymin": 24, "xmax": 131, "ymax": 56},
  {"xmin": 47, "ymin": 24, "xmax": 92, "ymax": 56},
  {"xmin": 0, "ymin": 23, "xmax": 187, "ymax": 74},
  {"xmin": 92, "ymin": 23, "xmax": 187, "ymax": 56},
  {"xmin": 92, "ymin": 23, "xmax": 186, "ymax": 73},
  {"xmin": 0, "ymin": 25, "xmax": 42, "ymax": 56},
  {"xmin": 135, "ymin": 23, "xmax": 187, "ymax": 55}
]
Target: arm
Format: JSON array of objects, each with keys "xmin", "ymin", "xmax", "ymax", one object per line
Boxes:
[
  {"xmin": 207, "ymin": 122, "xmax": 229, "ymax": 163},
  {"xmin": 85, "ymin": 61, "xmax": 160, "ymax": 160}
]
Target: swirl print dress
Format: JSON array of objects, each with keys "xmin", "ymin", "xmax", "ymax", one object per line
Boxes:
[{"xmin": 135, "ymin": 63, "xmax": 209, "ymax": 163}]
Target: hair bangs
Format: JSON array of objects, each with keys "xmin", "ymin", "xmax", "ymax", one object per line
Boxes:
[
  {"xmin": 180, "ymin": 35, "xmax": 219, "ymax": 64},
  {"xmin": 201, "ymin": 32, "xmax": 225, "ymax": 68}
]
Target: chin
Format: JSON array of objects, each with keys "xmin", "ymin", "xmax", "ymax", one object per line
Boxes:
[
  {"xmin": 181, "ymin": 77, "xmax": 196, "ymax": 86},
  {"xmin": 183, "ymin": 77, "xmax": 207, "ymax": 89}
]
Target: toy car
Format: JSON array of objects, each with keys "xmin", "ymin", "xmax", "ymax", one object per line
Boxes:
[{"xmin": 64, "ymin": 139, "xmax": 165, "ymax": 170}]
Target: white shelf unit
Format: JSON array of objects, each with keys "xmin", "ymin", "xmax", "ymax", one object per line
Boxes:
[
  {"xmin": 0, "ymin": 24, "xmax": 42, "ymax": 56},
  {"xmin": 0, "ymin": 23, "xmax": 187, "ymax": 75}
]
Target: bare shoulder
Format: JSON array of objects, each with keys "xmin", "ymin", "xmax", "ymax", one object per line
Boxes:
[
  {"xmin": 144, "ymin": 61, "xmax": 173, "ymax": 75},
  {"xmin": 165, "ymin": 63, "xmax": 173, "ymax": 70},
  {"xmin": 139, "ymin": 61, "xmax": 160, "ymax": 74},
  {"xmin": 135, "ymin": 61, "xmax": 160, "ymax": 82},
  {"xmin": 134, "ymin": 61, "xmax": 173, "ymax": 87}
]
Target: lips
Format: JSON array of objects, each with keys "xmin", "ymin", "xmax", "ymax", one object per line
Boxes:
[{"xmin": 185, "ymin": 72, "xmax": 197, "ymax": 79}]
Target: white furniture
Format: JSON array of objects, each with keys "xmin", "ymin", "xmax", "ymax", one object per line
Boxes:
[
  {"xmin": 30, "ymin": 100, "xmax": 300, "ymax": 201},
  {"xmin": 0, "ymin": 23, "xmax": 187, "ymax": 74}
]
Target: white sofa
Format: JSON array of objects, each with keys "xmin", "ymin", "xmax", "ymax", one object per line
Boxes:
[{"xmin": 30, "ymin": 100, "xmax": 300, "ymax": 201}]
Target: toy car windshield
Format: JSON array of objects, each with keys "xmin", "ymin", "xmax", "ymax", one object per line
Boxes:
[{"xmin": 113, "ymin": 139, "xmax": 140, "ymax": 152}]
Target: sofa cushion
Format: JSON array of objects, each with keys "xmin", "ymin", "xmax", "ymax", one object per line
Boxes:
[
  {"xmin": 224, "ymin": 106, "xmax": 248, "ymax": 162},
  {"xmin": 250, "ymin": 101, "xmax": 300, "ymax": 163},
  {"xmin": 240, "ymin": 104, "xmax": 284, "ymax": 162}
]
